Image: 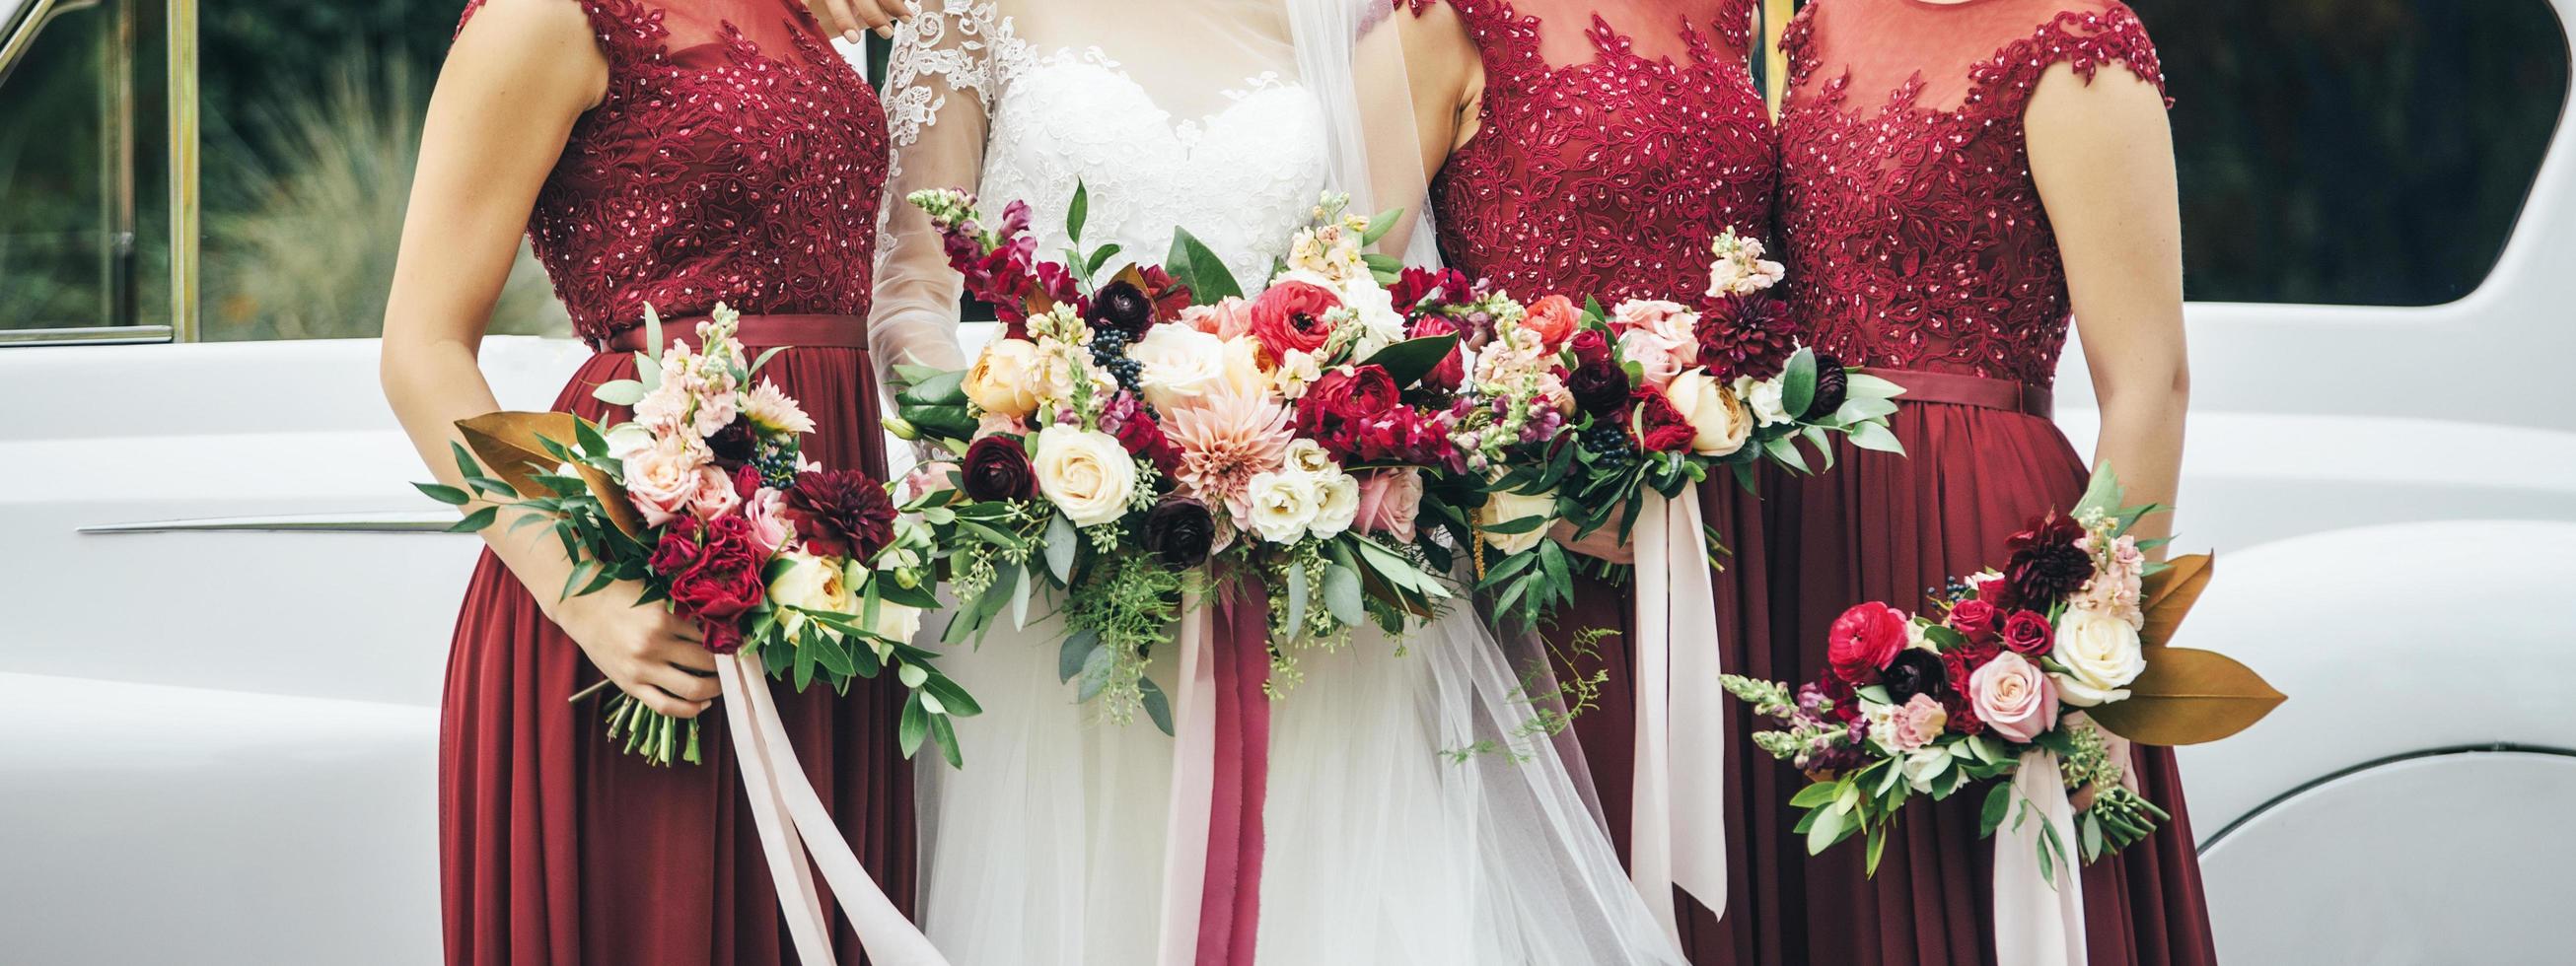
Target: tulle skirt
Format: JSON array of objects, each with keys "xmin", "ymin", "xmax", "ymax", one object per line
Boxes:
[
  {"xmin": 439, "ymin": 344, "xmax": 915, "ymax": 966},
  {"xmin": 1745, "ymin": 393, "xmax": 2218, "ymax": 966}
]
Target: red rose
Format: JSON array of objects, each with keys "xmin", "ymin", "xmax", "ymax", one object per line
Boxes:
[
  {"xmin": 1249, "ymin": 280, "xmax": 1340, "ymax": 361},
  {"xmin": 1567, "ymin": 327, "xmax": 1613, "ymax": 368},
  {"xmin": 732, "ymin": 464, "xmax": 764, "ymax": 501},
  {"xmin": 1940, "ymin": 638, "xmax": 2001, "ymax": 695},
  {"xmin": 666, "ymin": 516, "xmax": 766, "ymax": 624},
  {"xmin": 1826, "ymin": 602, "xmax": 1908, "ymax": 684},
  {"xmin": 1948, "ymin": 598, "xmax": 2001, "ymax": 642},
  {"xmin": 1944, "ymin": 691, "xmax": 1986, "ymax": 736},
  {"xmin": 1113, "ymin": 408, "xmax": 1183, "ymax": 476},
  {"xmin": 1520, "ymin": 294, "xmax": 1580, "ymax": 349},
  {"xmin": 698, "ymin": 619, "xmax": 746, "ymax": 656},
  {"xmin": 1627, "ymin": 387, "xmax": 1698, "ymax": 453},
  {"xmin": 2001, "ymin": 609, "xmax": 2055, "ymax": 656},
  {"xmin": 1405, "ymin": 315, "xmax": 1467, "ymax": 395},
  {"xmin": 1297, "ymin": 365, "xmax": 1400, "ymax": 444}
]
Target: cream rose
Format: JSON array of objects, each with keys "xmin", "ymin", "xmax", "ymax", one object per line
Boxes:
[
  {"xmin": 963, "ymin": 339, "xmax": 1041, "ymax": 418},
  {"xmin": 768, "ymin": 551, "xmax": 855, "ymax": 638},
  {"xmin": 2050, "ymin": 605, "xmax": 2147, "ymax": 707},
  {"xmin": 1311, "ymin": 471, "xmax": 1361, "ymax": 538},
  {"xmin": 1664, "ymin": 369, "xmax": 1754, "ymax": 456},
  {"xmin": 1246, "ymin": 470, "xmax": 1324, "ymax": 543},
  {"xmin": 1283, "ymin": 439, "xmax": 1336, "ymax": 476},
  {"xmin": 1739, "ymin": 375, "xmax": 1793, "ymax": 426},
  {"xmin": 622, "ymin": 433, "xmax": 708, "ymax": 527},
  {"xmin": 1130, "ymin": 322, "xmax": 1230, "ymax": 411},
  {"xmin": 1033, "ymin": 425, "xmax": 1138, "ymax": 527},
  {"xmin": 1477, "ymin": 488, "xmax": 1557, "ymax": 555},
  {"xmin": 1216, "ymin": 336, "xmax": 1274, "ymax": 399}
]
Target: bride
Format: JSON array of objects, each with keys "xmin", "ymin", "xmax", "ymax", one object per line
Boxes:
[{"xmin": 848, "ymin": 0, "xmax": 1682, "ymax": 961}]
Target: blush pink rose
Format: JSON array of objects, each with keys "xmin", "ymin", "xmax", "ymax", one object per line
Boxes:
[
  {"xmin": 1968, "ymin": 651, "xmax": 2060, "ymax": 743},
  {"xmin": 1610, "ymin": 301, "xmax": 1697, "ymax": 390},
  {"xmin": 1352, "ymin": 468, "xmax": 1425, "ymax": 542},
  {"xmin": 742, "ymin": 486, "xmax": 793, "ymax": 555},
  {"xmin": 622, "ymin": 434, "xmax": 707, "ymax": 527},
  {"xmin": 686, "ymin": 465, "xmax": 741, "ymax": 520}
]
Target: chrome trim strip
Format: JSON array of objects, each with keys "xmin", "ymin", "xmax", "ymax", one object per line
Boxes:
[
  {"xmin": 79, "ymin": 512, "xmax": 465, "ymax": 535},
  {"xmin": 0, "ymin": 324, "xmax": 173, "ymax": 346},
  {"xmin": 2194, "ymin": 743, "xmax": 2576, "ymax": 854},
  {"xmin": 0, "ymin": 0, "xmax": 65, "ymax": 88}
]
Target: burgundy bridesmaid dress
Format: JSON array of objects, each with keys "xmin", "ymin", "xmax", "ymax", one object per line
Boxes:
[
  {"xmin": 1766, "ymin": 1, "xmax": 2216, "ymax": 963},
  {"xmin": 1406, "ymin": 1, "xmax": 1787, "ymax": 961},
  {"xmin": 438, "ymin": 2, "xmax": 912, "ymax": 963}
]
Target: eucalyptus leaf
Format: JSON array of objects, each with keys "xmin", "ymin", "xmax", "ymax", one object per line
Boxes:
[
  {"xmin": 1057, "ymin": 627, "xmax": 1101, "ymax": 683},
  {"xmin": 1846, "ymin": 421, "xmax": 1905, "ymax": 454},
  {"xmin": 1044, "ymin": 514, "xmax": 1079, "ymax": 585},
  {"xmin": 1076, "ymin": 643, "xmax": 1115, "ymax": 702},
  {"xmin": 1139, "ymin": 677, "xmax": 1177, "ymax": 735},
  {"xmin": 592, "ymin": 380, "xmax": 647, "ymax": 407},
  {"xmin": 1282, "ymin": 563, "xmax": 1310, "ymax": 639},
  {"xmin": 1322, "ymin": 563, "xmax": 1365, "ymax": 627}
]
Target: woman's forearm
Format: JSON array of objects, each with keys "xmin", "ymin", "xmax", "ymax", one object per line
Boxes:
[
  {"xmin": 383, "ymin": 337, "xmax": 582, "ymax": 619},
  {"xmin": 2090, "ymin": 374, "xmax": 2187, "ymax": 553}
]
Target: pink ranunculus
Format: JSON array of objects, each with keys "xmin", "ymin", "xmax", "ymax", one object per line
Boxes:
[
  {"xmin": 743, "ymin": 486, "xmax": 793, "ymax": 555},
  {"xmin": 686, "ymin": 465, "xmax": 741, "ymax": 520},
  {"xmin": 1352, "ymin": 467, "xmax": 1425, "ymax": 542},
  {"xmin": 622, "ymin": 433, "xmax": 708, "ymax": 527},
  {"xmin": 1968, "ymin": 651, "xmax": 2060, "ymax": 743},
  {"xmin": 1181, "ymin": 297, "xmax": 1256, "ymax": 341}
]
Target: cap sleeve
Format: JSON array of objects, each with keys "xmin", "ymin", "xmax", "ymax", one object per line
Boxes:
[{"xmin": 1965, "ymin": 1, "xmax": 2170, "ymax": 125}]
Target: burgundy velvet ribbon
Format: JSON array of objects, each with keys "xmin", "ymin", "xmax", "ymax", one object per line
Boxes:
[{"xmin": 1200, "ymin": 584, "xmax": 1272, "ymax": 965}]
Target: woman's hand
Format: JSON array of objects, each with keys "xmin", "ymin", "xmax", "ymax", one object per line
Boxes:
[
  {"xmin": 805, "ymin": 0, "xmax": 910, "ymax": 42},
  {"xmin": 1549, "ymin": 518, "xmax": 1635, "ymax": 565},
  {"xmin": 554, "ymin": 581, "xmax": 722, "ymax": 719}
]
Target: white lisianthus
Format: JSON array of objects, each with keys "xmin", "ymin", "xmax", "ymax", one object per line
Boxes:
[
  {"xmin": 1032, "ymin": 425, "xmax": 1137, "ymax": 527},
  {"xmin": 1476, "ymin": 488, "xmax": 1557, "ymax": 555},
  {"xmin": 848, "ymin": 563, "xmax": 924, "ymax": 660},
  {"xmin": 1737, "ymin": 374, "xmax": 1794, "ymax": 426},
  {"xmin": 1129, "ymin": 322, "xmax": 1230, "ymax": 411},
  {"xmin": 2050, "ymin": 605, "xmax": 2147, "ymax": 707},
  {"xmin": 769, "ymin": 552, "xmax": 855, "ymax": 638},
  {"xmin": 1283, "ymin": 439, "xmax": 1336, "ymax": 476},
  {"xmin": 1246, "ymin": 470, "xmax": 1325, "ymax": 543},
  {"xmin": 1311, "ymin": 471, "xmax": 1361, "ymax": 538}
]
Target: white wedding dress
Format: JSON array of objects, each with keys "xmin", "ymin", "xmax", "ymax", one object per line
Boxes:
[{"xmin": 868, "ymin": 2, "xmax": 1683, "ymax": 963}]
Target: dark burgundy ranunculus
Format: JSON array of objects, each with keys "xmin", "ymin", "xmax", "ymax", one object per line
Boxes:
[
  {"xmin": 1567, "ymin": 327, "xmax": 1613, "ymax": 368},
  {"xmin": 706, "ymin": 415, "xmax": 756, "ymax": 465},
  {"xmin": 1084, "ymin": 279, "xmax": 1157, "ymax": 337},
  {"xmin": 783, "ymin": 469, "xmax": 897, "ymax": 560},
  {"xmin": 1405, "ymin": 315, "xmax": 1467, "ymax": 395},
  {"xmin": 1627, "ymin": 387, "xmax": 1698, "ymax": 453},
  {"xmin": 961, "ymin": 436, "xmax": 1039, "ymax": 503},
  {"xmin": 1142, "ymin": 498, "xmax": 1217, "ymax": 569},
  {"xmin": 1827, "ymin": 602, "xmax": 1909, "ymax": 684},
  {"xmin": 1113, "ymin": 408, "xmax": 1182, "ymax": 476},
  {"xmin": 666, "ymin": 516, "xmax": 765, "ymax": 623},
  {"xmin": 1568, "ymin": 358, "xmax": 1629, "ymax": 419},
  {"xmin": 2004, "ymin": 512, "xmax": 2094, "ymax": 606},
  {"xmin": 2001, "ymin": 609, "xmax": 2055, "ymax": 656},
  {"xmin": 1803, "ymin": 354, "xmax": 1850, "ymax": 421},
  {"xmin": 1138, "ymin": 265, "xmax": 1194, "ymax": 320},
  {"xmin": 1883, "ymin": 649, "xmax": 1949, "ymax": 707},
  {"xmin": 1297, "ymin": 365, "xmax": 1400, "ymax": 443},
  {"xmin": 1249, "ymin": 280, "xmax": 1341, "ymax": 361},
  {"xmin": 1948, "ymin": 597, "xmax": 2001, "ymax": 643},
  {"xmin": 1694, "ymin": 293, "xmax": 1802, "ymax": 380}
]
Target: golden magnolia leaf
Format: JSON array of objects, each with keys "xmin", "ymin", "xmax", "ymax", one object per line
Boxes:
[
  {"xmin": 2086, "ymin": 645, "xmax": 2286, "ymax": 746},
  {"xmin": 2139, "ymin": 552, "xmax": 2213, "ymax": 646},
  {"xmin": 455, "ymin": 411, "xmax": 647, "ymax": 539}
]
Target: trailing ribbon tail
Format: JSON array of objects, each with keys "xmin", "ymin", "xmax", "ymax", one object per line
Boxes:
[
  {"xmin": 1157, "ymin": 588, "xmax": 1216, "ymax": 966},
  {"xmin": 1628, "ymin": 484, "xmax": 1730, "ymax": 942},
  {"xmin": 1993, "ymin": 749, "xmax": 2088, "ymax": 966},
  {"xmin": 1156, "ymin": 581, "xmax": 1270, "ymax": 966},
  {"xmin": 717, "ymin": 655, "xmax": 952, "ymax": 966}
]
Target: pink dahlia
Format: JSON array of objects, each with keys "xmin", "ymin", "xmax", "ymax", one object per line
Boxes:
[{"xmin": 1162, "ymin": 390, "xmax": 1296, "ymax": 524}]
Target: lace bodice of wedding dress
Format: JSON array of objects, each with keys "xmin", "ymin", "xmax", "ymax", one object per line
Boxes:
[{"xmin": 870, "ymin": 0, "xmax": 1333, "ymax": 377}]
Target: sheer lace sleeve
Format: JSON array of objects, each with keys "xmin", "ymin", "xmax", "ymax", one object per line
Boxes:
[{"xmin": 868, "ymin": 0, "xmax": 1000, "ymax": 388}]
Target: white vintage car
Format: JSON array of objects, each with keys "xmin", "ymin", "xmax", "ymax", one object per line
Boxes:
[{"xmin": 1, "ymin": 0, "xmax": 2569, "ymax": 963}]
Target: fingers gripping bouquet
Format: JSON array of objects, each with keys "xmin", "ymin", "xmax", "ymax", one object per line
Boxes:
[
  {"xmin": 893, "ymin": 184, "xmax": 1464, "ymax": 724},
  {"xmin": 1412, "ymin": 229, "xmax": 1907, "ymax": 627},
  {"xmin": 420, "ymin": 306, "xmax": 975, "ymax": 766},
  {"xmin": 1721, "ymin": 467, "xmax": 2285, "ymax": 879}
]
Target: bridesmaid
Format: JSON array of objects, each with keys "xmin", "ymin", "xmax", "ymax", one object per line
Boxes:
[
  {"xmin": 1397, "ymin": 1, "xmax": 1789, "ymax": 961},
  {"xmin": 1763, "ymin": 0, "xmax": 2213, "ymax": 963},
  {"xmin": 379, "ymin": 0, "xmax": 916, "ymax": 962}
]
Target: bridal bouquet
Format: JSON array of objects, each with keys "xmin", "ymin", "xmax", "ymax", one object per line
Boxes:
[
  {"xmin": 1721, "ymin": 467, "xmax": 2283, "ymax": 878},
  {"xmin": 892, "ymin": 185, "xmax": 1463, "ymax": 724},
  {"xmin": 1412, "ymin": 230, "xmax": 1907, "ymax": 628},
  {"xmin": 420, "ymin": 306, "xmax": 975, "ymax": 766}
]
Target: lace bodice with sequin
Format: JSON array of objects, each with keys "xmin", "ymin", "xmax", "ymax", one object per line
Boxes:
[
  {"xmin": 1410, "ymin": 0, "xmax": 1772, "ymax": 304},
  {"xmin": 1776, "ymin": 0, "xmax": 2165, "ymax": 385},
  {"xmin": 455, "ymin": 0, "xmax": 888, "ymax": 343}
]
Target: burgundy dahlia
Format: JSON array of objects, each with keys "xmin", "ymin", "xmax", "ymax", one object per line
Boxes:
[
  {"xmin": 1694, "ymin": 294, "xmax": 1801, "ymax": 381},
  {"xmin": 783, "ymin": 469, "xmax": 897, "ymax": 560},
  {"xmin": 2003, "ymin": 513, "xmax": 2094, "ymax": 606}
]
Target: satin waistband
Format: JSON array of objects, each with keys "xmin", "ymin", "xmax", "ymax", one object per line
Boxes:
[
  {"xmin": 594, "ymin": 313, "xmax": 870, "ymax": 353},
  {"xmin": 1859, "ymin": 367, "xmax": 2054, "ymax": 420}
]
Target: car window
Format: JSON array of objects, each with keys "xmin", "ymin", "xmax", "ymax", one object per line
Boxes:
[{"xmin": 0, "ymin": 0, "xmax": 165, "ymax": 343}]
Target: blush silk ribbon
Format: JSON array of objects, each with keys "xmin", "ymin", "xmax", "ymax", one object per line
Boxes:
[
  {"xmin": 1157, "ymin": 581, "xmax": 1271, "ymax": 966},
  {"xmin": 1993, "ymin": 748, "xmax": 2088, "ymax": 966},
  {"xmin": 715, "ymin": 655, "xmax": 950, "ymax": 966},
  {"xmin": 1627, "ymin": 484, "xmax": 1730, "ymax": 943}
]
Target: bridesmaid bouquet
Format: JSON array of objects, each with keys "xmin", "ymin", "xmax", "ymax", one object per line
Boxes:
[
  {"xmin": 1410, "ymin": 230, "xmax": 1907, "ymax": 628},
  {"xmin": 893, "ymin": 185, "xmax": 1463, "ymax": 724},
  {"xmin": 421, "ymin": 306, "xmax": 975, "ymax": 766},
  {"xmin": 1721, "ymin": 467, "xmax": 2284, "ymax": 878}
]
